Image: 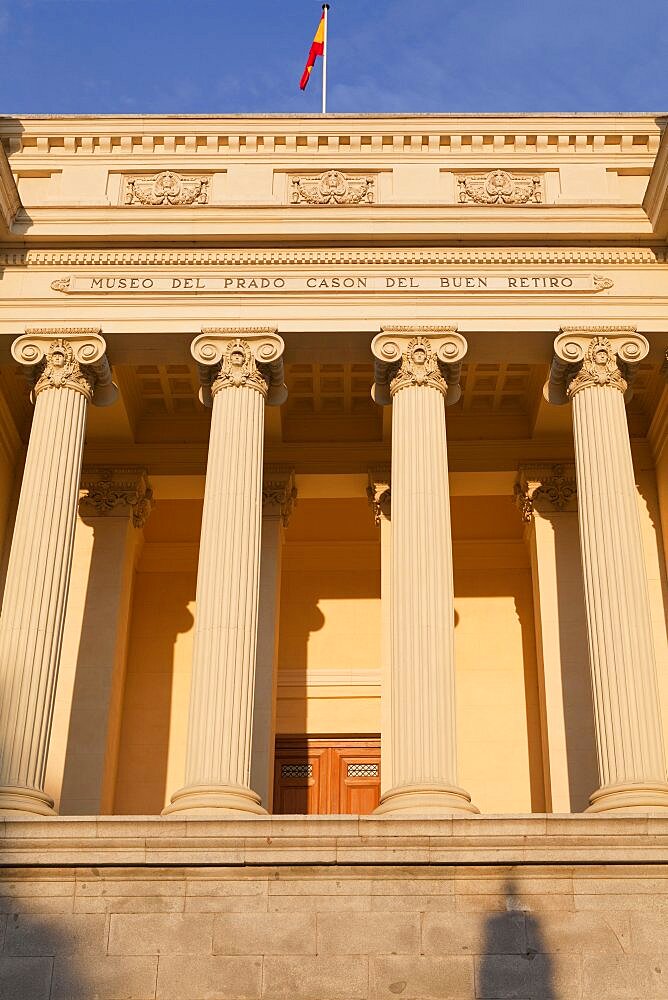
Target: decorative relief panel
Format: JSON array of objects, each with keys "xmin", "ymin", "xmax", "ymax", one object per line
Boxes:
[
  {"xmin": 458, "ymin": 169, "xmax": 542, "ymax": 205},
  {"xmin": 123, "ymin": 170, "xmax": 209, "ymax": 207},
  {"xmin": 515, "ymin": 464, "xmax": 577, "ymax": 521},
  {"xmin": 79, "ymin": 468, "xmax": 153, "ymax": 528},
  {"xmin": 291, "ymin": 169, "xmax": 375, "ymax": 205}
]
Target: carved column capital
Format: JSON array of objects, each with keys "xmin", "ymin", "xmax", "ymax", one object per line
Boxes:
[
  {"xmin": 545, "ymin": 327, "xmax": 648, "ymax": 406},
  {"xmin": 371, "ymin": 327, "xmax": 467, "ymax": 406},
  {"xmin": 12, "ymin": 329, "xmax": 118, "ymax": 407},
  {"xmin": 262, "ymin": 466, "xmax": 297, "ymax": 527},
  {"xmin": 515, "ymin": 464, "xmax": 577, "ymax": 522},
  {"xmin": 79, "ymin": 468, "xmax": 154, "ymax": 528},
  {"xmin": 191, "ymin": 328, "xmax": 286, "ymax": 407},
  {"xmin": 367, "ymin": 465, "xmax": 391, "ymax": 525}
]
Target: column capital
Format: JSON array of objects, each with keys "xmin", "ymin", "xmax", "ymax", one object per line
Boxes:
[
  {"xmin": 371, "ymin": 327, "xmax": 467, "ymax": 406},
  {"xmin": 192, "ymin": 328, "xmax": 286, "ymax": 407},
  {"xmin": 367, "ymin": 465, "xmax": 391, "ymax": 525},
  {"xmin": 12, "ymin": 329, "xmax": 117, "ymax": 407},
  {"xmin": 262, "ymin": 466, "xmax": 297, "ymax": 526},
  {"xmin": 545, "ymin": 327, "xmax": 648, "ymax": 406},
  {"xmin": 515, "ymin": 463, "xmax": 577, "ymax": 522},
  {"xmin": 79, "ymin": 467, "xmax": 154, "ymax": 528}
]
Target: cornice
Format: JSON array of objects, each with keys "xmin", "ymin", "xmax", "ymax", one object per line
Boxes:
[
  {"xmin": 644, "ymin": 127, "xmax": 668, "ymax": 237},
  {"xmin": 0, "ymin": 144, "xmax": 20, "ymax": 235},
  {"xmin": 1, "ymin": 247, "xmax": 666, "ymax": 268},
  {"xmin": 0, "ymin": 114, "xmax": 663, "ymax": 161}
]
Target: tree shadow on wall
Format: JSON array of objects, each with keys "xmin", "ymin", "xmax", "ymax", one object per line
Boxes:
[{"xmin": 477, "ymin": 879, "xmax": 557, "ymax": 1000}]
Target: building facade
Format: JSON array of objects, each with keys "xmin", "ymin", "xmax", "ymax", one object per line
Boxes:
[{"xmin": 1, "ymin": 113, "xmax": 668, "ymax": 997}]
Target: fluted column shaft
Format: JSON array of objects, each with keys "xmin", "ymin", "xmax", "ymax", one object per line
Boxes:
[
  {"xmin": 548, "ymin": 329, "xmax": 668, "ymax": 813},
  {"xmin": 0, "ymin": 331, "xmax": 116, "ymax": 816},
  {"xmin": 371, "ymin": 329, "xmax": 477, "ymax": 816},
  {"xmin": 165, "ymin": 329, "xmax": 285, "ymax": 816}
]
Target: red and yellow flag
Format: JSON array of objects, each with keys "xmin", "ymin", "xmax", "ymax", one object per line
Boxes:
[{"xmin": 300, "ymin": 10, "xmax": 326, "ymax": 90}]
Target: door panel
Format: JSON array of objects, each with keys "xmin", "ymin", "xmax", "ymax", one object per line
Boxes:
[{"xmin": 274, "ymin": 737, "xmax": 380, "ymax": 815}]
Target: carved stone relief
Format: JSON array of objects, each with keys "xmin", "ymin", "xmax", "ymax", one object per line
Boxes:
[
  {"xmin": 262, "ymin": 466, "xmax": 297, "ymax": 527},
  {"xmin": 80, "ymin": 468, "xmax": 153, "ymax": 528},
  {"xmin": 291, "ymin": 170, "xmax": 374, "ymax": 205},
  {"xmin": 458, "ymin": 169, "xmax": 542, "ymax": 205},
  {"xmin": 367, "ymin": 466, "xmax": 391, "ymax": 525},
  {"xmin": 372, "ymin": 328, "xmax": 467, "ymax": 406},
  {"xmin": 123, "ymin": 170, "xmax": 209, "ymax": 207},
  {"xmin": 515, "ymin": 464, "xmax": 577, "ymax": 521},
  {"xmin": 567, "ymin": 336, "xmax": 628, "ymax": 397}
]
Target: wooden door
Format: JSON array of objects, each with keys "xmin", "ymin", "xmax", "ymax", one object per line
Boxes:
[{"xmin": 274, "ymin": 736, "xmax": 381, "ymax": 815}]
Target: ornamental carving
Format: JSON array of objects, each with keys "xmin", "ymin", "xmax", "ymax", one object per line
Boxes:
[
  {"xmin": 458, "ymin": 169, "xmax": 542, "ymax": 205},
  {"xmin": 291, "ymin": 170, "xmax": 374, "ymax": 205},
  {"xmin": 389, "ymin": 337, "xmax": 448, "ymax": 397},
  {"xmin": 192, "ymin": 329, "xmax": 286, "ymax": 407},
  {"xmin": 515, "ymin": 465, "xmax": 577, "ymax": 522},
  {"xmin": 50, "ymin": 277, "xmax": 71, "ymax": 293},
  {"xmin": 5, "ymin": 247, "xmax": 664, "ymax": 267},
  {"xmin": 372, "ymin": 328, "xmax": 467, "ymax": 406},
  {"xmin": 29, "ymin": 339, "xmax": 96, "ymax": 400},
  {"xmin": 367, "ymin": 467, "xmax": 391, "ymax": 525},
  {"xmin": 123, "ymin": 170, "xmax": 209, "ymax": 207},
  {"xmin": 567, "ymin": 337, "xmax": 628, "ymax": 397},
  {"xmin": 546, "ymin": 328, "xmax": 648, "ymax": 407},
  {"xmin": 262, "ymin": 467, "xmax": 297, "ymax": 526},
  {"xmin": 211, "ymin": 339, "xmax": 271, "ymax": 399},
  {"xmin": 80, "ymin": 469, "xmax": 153, "ymax": 528}
]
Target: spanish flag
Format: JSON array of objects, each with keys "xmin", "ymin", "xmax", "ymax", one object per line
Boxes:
[{"xmin": 300, "ymin": 10, "xmax": 326, "ymax": 90}]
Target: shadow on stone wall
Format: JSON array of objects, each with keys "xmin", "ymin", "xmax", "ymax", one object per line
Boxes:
[
  {"xmin": 0, "ymin": 898, "xmax": 89, "ymax": 1000},
  {"xmin": 477, "ymin": 879, "xmax": 556, "ymax": 1000}
]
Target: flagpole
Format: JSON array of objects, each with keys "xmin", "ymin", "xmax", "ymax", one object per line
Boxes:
[{"xmin": 322, "ymin": 4, "xmax": 329, "ymax": 114}]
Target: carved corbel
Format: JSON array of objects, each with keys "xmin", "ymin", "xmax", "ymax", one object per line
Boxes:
[
  {"xmin": 544, "ymin": 326, "xmax": 648, "ymax": 406},
  {"xmin": 371, "ymin": 326, "xmax": 467, "ymax": 406},
  {"xmin": 79, "ymin": 467, "xmax": 154, "ymax": 528},
  {"xmin": 515, "ymin": 464, "xmax": 577, "ymax": 522},
  {"xmin": 12, "ymin": 328, "xmax": 118, "ymax": 407},
  {"xmin": 367, "ymin": 466, "xmax": 391, "ymax": 524},
  {"xmin": 192, "ymin": 327, "xmax": 287, "ymax": 407},
  {"xmin": 262, "ymin": 466, "xmax": 297, "ymax": 526}
]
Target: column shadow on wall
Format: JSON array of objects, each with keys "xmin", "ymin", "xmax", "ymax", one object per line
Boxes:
[
  {"xmin": 112, "ymin": 568, "xmax": 195, "ymax": 815},
  {"xmin": 477, "ymin": 879, "xmax": 557, "ymax": 1000}
]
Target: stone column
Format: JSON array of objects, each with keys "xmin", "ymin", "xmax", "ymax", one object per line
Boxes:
[
  {"xmin": 0, "ymin": 330, "xmax": 117, "ymax": 816},
  {"xmin": 371, "ymin": 327, "xmax": 477, "ymax": 816},
  {"xmin": 250, "ymin": 466, "xmax": 296, "ymax": 811},
  {"xmin": 367, "ymin": 467, "xmax": 392, "ymax": 796},
  {"xmin": 164, "ymin": 328, "xmax": 286, "ymax": 816},
  {"xmin": 546, "ymin": 328, "xmax": 668, "ymax": 812},
  {"xmin": 515, "ymin": 465, "xmax": 596, "ymax": 813},
  {"xmin": 46, "ymin": 469, "xmax": 152, "ymax": 815}
]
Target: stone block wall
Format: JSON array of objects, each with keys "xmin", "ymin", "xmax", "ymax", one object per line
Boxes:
[{"xmin": 2, "ymin": 858, "xmax": 668, "ymax": 999}]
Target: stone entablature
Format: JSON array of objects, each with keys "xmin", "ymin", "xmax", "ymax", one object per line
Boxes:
[
  {"xmin": 0, "ymin": 115, "xmax": 663, "ymax": 240},
  {"xmin": 1, "ymin": 115, "xmax": 662, "ymax": 157}
]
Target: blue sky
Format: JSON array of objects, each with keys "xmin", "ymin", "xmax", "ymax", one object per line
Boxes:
[{"xmin": 1, "ymin": 0, "xmax": 667, "ymax": 114}]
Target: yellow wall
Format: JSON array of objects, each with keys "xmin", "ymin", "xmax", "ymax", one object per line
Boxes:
[
  {"xmin": 113, "ymin": 501, "xmax": 198, "ymax": 814},
  {"xmin": 112, "ymin": 493, "xmax": 544, "ymax": 815},
  {"xmin": 277, "ymin": 498, "xmax": 382, "ymax": 736},
  {"xmin": 451, "ymin": 497, "xmax": 545, "ymax": 814}
]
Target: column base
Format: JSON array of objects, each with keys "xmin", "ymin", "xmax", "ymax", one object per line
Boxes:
[
  {"xmin": 0, "ymin": 785, "xmax": 56, "ymax": 817},
  {"xmin": 373, "ymin": 782, "xmax": 479, "ymax": 817},
  {"xmin": 587, "ymin": 781, "xmax": 668, "ymax": 814},
  {"xmin": 162, "ymin": 783, "xmax": 268, "ymax": 817}
]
